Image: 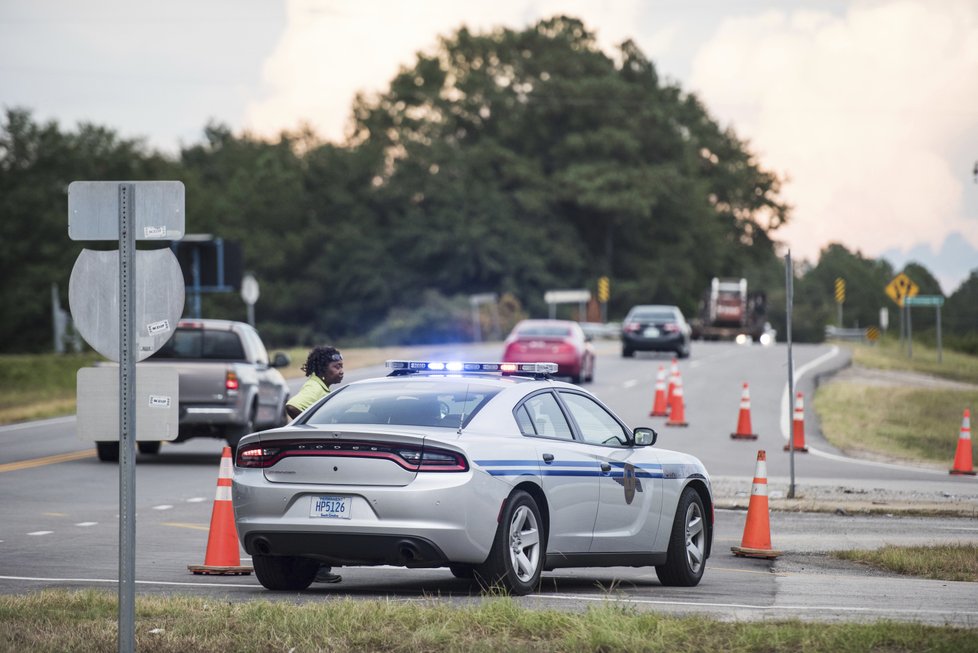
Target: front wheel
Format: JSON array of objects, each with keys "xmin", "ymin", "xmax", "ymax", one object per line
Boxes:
[
  {"xmin": 253, "ymin": 554, "xmax": 319, "ymax": 591},
  {"xmin": 655, "ymin": 487, "xmax": 707, "ymax": 586},
  {"xmin": 137, "ymin": 441, "xmax": 161, "ymax": 455},
  {"xmin": 95, "ymin": 441, "xmax": 119, "ymax": 462},
  {"xmin": 475, "ymin": 490, "xmax": 544, "ymax": 595}
]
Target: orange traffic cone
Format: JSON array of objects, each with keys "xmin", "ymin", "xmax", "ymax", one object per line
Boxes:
[
  {"xmin": 665, "ymin": 358, "xmax": 679, "ymax": 412},
  {"xmin": 665, "ymin": 374, "xmax": 689, "ymax": 427},
  {"xmin": 188, "ymin": 446, "xmax": 253, "ymax": 575},
  {"xmin": 784, "ymin": 392, "xmax": 809, "ymax": 452},
  {"xmin": 731, "ymin": 450, "xmax": 782, "ymax": 559},
  {"xmin": 730, "ymin": 382, "xmax": 758, "ymax": 440},
  {"xmin": 650, "ymin": 366, "xmax": 668, "ymax": 417},
  {"xmin": 950, "ymin": 409, "xmax": 975, "ymax": 475}
]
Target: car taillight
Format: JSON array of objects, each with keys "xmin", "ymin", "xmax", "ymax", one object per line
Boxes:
[
  {"xmin": 235, "ymin": 439, "xmax": 469, "ymax": 472},
  {"xmin": 237, "ymin": 446, "xmax": 281, "ymax": 468},
  {"xmin": 225, "ymin": 371, "xmax": 239, "ymax": 392},
  {"xmin": 553, "ymin": 342, "xmax": 574, "ymax": 354},
  {"xmin": 663, "ymin": 323, "xmax": 680, "ymax": 333},
  {"xmin": 623, "ymin": 323, "xmax": 641, "ymax": 333}
]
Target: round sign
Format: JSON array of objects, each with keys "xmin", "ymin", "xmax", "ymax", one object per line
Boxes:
[
  {"xmin": 240, "ymin": 274, "xmax": 260, "ymax": 305},
  {"xmin": 68, "ymin": 248, "xmax": 185, "ymax": 362}
]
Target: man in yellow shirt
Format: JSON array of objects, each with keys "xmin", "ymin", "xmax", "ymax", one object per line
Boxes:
[
  {"xmin": 284, "ymin": 345, "xmax": 344, "ymax": 583},
  {"xmin": 286, "ymin": 346, "xmax": 344, "ymax": 419}
]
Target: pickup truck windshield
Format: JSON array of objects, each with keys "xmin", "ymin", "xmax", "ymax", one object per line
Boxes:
[{"xmin": 151, "ymin": 328, "xmax": 246, "ymax": 361}]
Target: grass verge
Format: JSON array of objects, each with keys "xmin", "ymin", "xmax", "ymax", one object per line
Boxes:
[
  {"xmin": 816, "ymin": 339, "xmax": 978, "ymax": 466},
  {"xmin": 851, "ymin": 338, "xmax": 978, "ymax": 384},
  {"xmin": 834, "ymin": 544, "xmax": 978, "ymax": 582},
  {"xmin": 813, "ymin": 383, "xmax": 976, "ymax": 465},
  {"xmin": 1, "ymin": 590, "xmax": 976, "ymax": 653}
]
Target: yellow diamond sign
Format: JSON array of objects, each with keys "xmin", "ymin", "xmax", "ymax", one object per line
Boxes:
[{"xmin": 885, "ymin": 273, "xmax": 919, "ymax": 307}]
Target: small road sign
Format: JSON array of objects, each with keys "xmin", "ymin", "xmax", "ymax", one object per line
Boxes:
[
  {"xmin": 904, "ymin": 295, "xmax": 944, "ymax": 307},
  {"xmin": 834, "ymin": 278, "xmax": 845, "ymax": 304},
  {"xmin": 884, "ymin": 272, "xmax": 919, "ymax": 307}
]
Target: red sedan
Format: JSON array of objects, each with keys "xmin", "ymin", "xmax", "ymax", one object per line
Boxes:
[{"xmin": 502, "ymin": 319, "xmax": 595, "ymax": 383}]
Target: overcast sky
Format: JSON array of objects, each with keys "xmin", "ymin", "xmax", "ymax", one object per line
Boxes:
[{"xmin": 3, "ymin": 0, "xmax": 977, "ymax": 293}]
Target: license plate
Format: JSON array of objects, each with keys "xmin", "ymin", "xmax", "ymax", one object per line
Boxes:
[
  {"xmin": 643, "ymin": 327, "xmax": 660, "ymax": 337},
  {"xmin": 310, "ymin": 495, "xmax": 351, "ymax": 519}
]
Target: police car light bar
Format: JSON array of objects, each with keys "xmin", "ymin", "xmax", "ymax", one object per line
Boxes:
[{"xmin": 385, "ymin": 360, "xmax": 558, "ymax": 376}]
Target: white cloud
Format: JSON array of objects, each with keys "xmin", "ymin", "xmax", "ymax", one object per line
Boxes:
[
  {"xmin": 688, "ymin": 0, "xmax": 978, "ymax": 265},
  {"xmin": 244, "ymin": 0, "xmax": 643, "ymax": 142}
]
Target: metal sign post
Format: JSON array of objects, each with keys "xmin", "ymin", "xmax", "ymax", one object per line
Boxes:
[
  {"xmin": 785, "ymin": 252, "xmax": 796, "ymax": 499},
  {"xmin": 905, "ymin": 295, "xmax": 945, "ymax": 363},
  {"xmin": 118, "ymin": 184, "xmax": 137, "ymax": 653}
]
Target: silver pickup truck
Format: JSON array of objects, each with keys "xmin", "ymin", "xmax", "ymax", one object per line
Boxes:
[{"xmin": 95, "ymin": 319, "xmax": 291, "ymax": 461}]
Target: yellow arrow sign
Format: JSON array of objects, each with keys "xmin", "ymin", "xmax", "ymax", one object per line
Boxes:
[{"xmin": 885, "ymin": 272, "xmax": 919, "ymax": 307}]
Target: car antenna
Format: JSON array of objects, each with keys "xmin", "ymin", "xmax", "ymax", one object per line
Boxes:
[{"xmin": 457, "ymin": 385, "xmax": 470, "ymax": 435}]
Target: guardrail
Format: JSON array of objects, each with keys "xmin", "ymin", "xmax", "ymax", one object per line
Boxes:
[{"xmin": 824, "ymin": 326, "xmax": 867, "ymax": 342}]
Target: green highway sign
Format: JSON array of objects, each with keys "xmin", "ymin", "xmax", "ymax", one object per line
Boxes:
[{"xmin": 904, "ymin": 295, "xmax": 944, "ymax": 307}]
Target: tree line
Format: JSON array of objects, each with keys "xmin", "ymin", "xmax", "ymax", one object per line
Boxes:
[{"xmin": 0, "ymin": 16, "xmax": 972, "ymax": 354}]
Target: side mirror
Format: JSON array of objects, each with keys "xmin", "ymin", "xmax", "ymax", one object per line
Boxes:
[
  {"xmin": 633, "ymin": 427, "xmax": 657, "ymax": 447},
  {"xmin": 271, "ymin": 352, "xmax": 291, "ymax": 368}
]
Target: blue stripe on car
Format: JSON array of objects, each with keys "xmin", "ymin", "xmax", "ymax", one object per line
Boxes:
[{"xmin": 474, "ymin": 459, "xmax": 665, "ymax": 479}]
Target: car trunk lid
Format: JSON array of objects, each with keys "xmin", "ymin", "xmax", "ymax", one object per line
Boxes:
[{"xmin": 244, "ymin": 428, "xmax": 463, "ymax": 486}]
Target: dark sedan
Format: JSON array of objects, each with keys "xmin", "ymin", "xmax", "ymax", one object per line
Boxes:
[{"xmin": 621, "ymin": 305, "xmax": 691, "ymax": 358}]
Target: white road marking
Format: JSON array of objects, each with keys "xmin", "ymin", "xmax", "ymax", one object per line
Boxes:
[
  {"xmin": 75, "ymin": 522, "xmax": 97, "ymax": 527},
  {"xmin": 186, "ymin": 497, "xmax": 206, "ymax": 503},
  {"xmin": 27, "ymin": 531, "xmax": 53, "ymax": 536},
  {"xmin": 0, "ymin": 575, "xmax": 254, "ymax": 588},
  {"xmin": 622, "ymin": 379, "xmax": 638, "ymax": 389},
  {"xmin": 153, "ymin": 505, "xmax": 173, "ymax": 511}
]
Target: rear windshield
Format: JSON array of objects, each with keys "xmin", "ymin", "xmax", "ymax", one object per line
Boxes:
[
  {"xmin": 150, "ymin": 328, "xmax": 246, "ymax": 361},
  {"xmin": 304, "ymin": 380, "xmax": 501, "ymax": 429},
  {"xmin": 630, "ymin": 310, "xmax": 676, "ymax": 322},
  {"xmin": 516, "ymin": 325, "xmax": 572, "ymax": 337}
]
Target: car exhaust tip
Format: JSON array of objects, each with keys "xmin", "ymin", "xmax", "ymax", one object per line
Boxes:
[
  {"xmin": 253, "ymin": 537, "xmax": 272, "ymax": 556},
  {"xmin": 397, "ymin": 541, "xmax": 420, "ymax": 563}
]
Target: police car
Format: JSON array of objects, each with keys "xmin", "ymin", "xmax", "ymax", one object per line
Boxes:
[{"xmin": 233, "ymin": 360, "xmax": 713, "ymax": 595}]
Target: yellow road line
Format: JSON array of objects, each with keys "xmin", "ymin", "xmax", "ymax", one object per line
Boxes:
[{"xmin": 0, "ymin": 449, "xmax": 95, "ymax": 473}]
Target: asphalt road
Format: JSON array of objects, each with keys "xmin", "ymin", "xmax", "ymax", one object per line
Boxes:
[{"xmin": 1, "ymin": 340, "xmax": 976, "ymax": 625}]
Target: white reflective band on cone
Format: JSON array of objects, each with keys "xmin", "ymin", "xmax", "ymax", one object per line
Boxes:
[
  {"xmin": 214, "ymin": 486, "xmax": 232, "ymax": 502},
  {"xmin": 751, "ymin": 482, "xmax": 768, "ymax": 497},
  {"xmin": 220, "ymin": 456, "xmax": 233, "ymax": 478}
]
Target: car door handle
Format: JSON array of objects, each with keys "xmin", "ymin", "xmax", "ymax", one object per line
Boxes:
[
  {"xmin": 542, "ymin": 453, "xmax": 554, "ymax": 464},
  {"xmin": 600, "ymin": 463, "xmax": 612, "ymax": 473}
]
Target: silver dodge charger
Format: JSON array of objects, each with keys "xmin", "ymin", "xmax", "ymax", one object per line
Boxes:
[{"xmin": 232, "ymin": 360, "xmax": 714, "ymax": 595}]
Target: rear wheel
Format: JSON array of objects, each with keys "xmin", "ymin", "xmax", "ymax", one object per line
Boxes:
[
  {"xmin": 95, "ymin": 441, "xmax": 119, "ymax": 462},
  {"xmin": 253, "ymin": 554, "xmax": 319, "ymax": 591},
  {"xmin": 137, "ymin": 441, "xmax": 161, "ymax": 455},
  {"xmin": 475, "ymin": 490, "xmax": 544, "ymax": 596},
  {"xmin": 655, "ymin": 487, "xmax": 707, "ymax": 586},
  {"xmin": 622, "ymin": 347, "xmax": 634, "ymax": 358},
  {"xmin": 227, "ymin": 403, "xmax": 256, "ymax": 450}
]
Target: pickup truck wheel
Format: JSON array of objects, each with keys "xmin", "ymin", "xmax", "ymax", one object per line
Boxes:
[
  {"xmin": 95, "ymin": 441, "xmax": 119, "ymax": 462},
  {"xmin": 137, "ymin": 441, "xmax": 161, "ymax": 455},
  {"xmin": 227, "ymin": 403, "xmax": 256, "ymax": 450}
]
